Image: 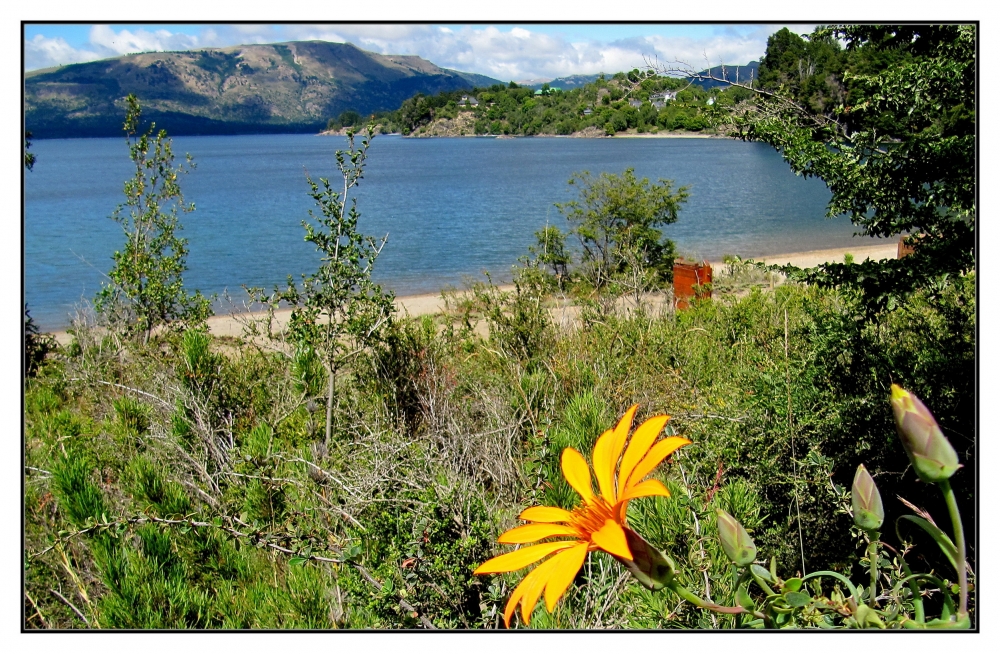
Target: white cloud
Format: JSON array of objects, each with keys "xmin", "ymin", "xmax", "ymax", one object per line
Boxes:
[
  {"xmin": 23, "ymin": 23, "xmax": 793, "ymax": 80},
  {"xmin": 89, "ymin": 24, "xmax": 203, "ymax": 56},
  {"xmin": 25, "ymin": 34, "xmax": 102, "ymax": 70}
]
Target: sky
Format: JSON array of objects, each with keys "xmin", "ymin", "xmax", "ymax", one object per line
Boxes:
[{"xmin": 22, "ymin": 23, "xmax": 814, "ymax": 82}]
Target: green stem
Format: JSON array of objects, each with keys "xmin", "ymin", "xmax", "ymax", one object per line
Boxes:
[
  {"xmin": 938, "ymin": 479, "xmax": 968, "ymax": 618},
  {"xmin": 898, "ymin": 573, "xmax": 956, "ymax": 618},
  {"xmin": 897, "ymin": 555, "xmax": 925, "ymax": 623},
  {"xmin": 749, "ymin": 568, "xmax": 779, "ymax": 597},
  {"xmin": 866, "ymin": 531, "xmax": 880, "ymax": 608},
  {"xmin": 667, "ymin": 580, "xmax": 766, "ymax": 622},
  {"xmin": 802, "ymin": 570, "xmax": 862, "ymax": 604}
]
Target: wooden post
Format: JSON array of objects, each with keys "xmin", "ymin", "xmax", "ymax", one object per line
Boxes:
[{"xmin": 673, "ymin": 259, "xmax": 713, "ymax": 310}]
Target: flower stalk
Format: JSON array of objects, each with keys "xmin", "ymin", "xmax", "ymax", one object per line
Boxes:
[{"xmin": 939, "ymin": 479, "xmax": 968, "ymax": 620}]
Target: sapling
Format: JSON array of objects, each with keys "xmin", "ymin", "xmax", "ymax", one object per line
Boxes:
[
  {"xmin": 95, "ymin": 94, "xmax": 210, "ymax": 342},
  {"xmin": 279, "ymin": 125, "xmax": 394, "ymax": 446}
]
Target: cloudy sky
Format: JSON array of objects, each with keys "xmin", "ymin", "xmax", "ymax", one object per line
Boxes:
[{"xmin": 23, "ymin": 23, "xmax": 813, "ymax": 82}]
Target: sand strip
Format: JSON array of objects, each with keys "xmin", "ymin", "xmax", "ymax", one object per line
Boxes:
[{"xmin": 45, "ymin": 242, "xmax": 898, "ymax": 346}]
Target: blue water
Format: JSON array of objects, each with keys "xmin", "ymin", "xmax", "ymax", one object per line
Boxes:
[{"xmin": 25, "ymin": 133, "xmax": 873, "ymax": 331}]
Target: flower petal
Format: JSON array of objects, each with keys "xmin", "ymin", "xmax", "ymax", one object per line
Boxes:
[
  {"xmin": 615, "ymin": 478, "xmax": 671, "ymax": 523},
  {"xmin": 503, "ymin": 574, "xmax": 531, "ymax": 628},
  {"xmin": 519, "ymin": 550, "xmax": 568, "ymax": 625},
  {"xmin": 590, "ymin": 519, "xmax": 632, "ymax": 560},
  {"xmin": 561, "ymin": 447, "xmax": 594, "ymax": 504},
  {"xmin": 474, "ymin": 541, "xmax": 575, "ymax": 575},
  {"xmin": 519, "ymin": 506, "xmax": 575, "ymax": 524},
  {"xmin": 625, "ymin": 437, "xmax": 691, "ymax": 491},
  {"xmin": 498, "ymin": 523, "xmax": 582, "ymax": 544},
  {"xmin": 543, "ymin": 542, "xmax": 589, "ymax": 611},
  {"xmin": 591, "ymin": 428, "xmax": 617, "ymax": 504},
  {"xmin": 618, "ymin": 477, "xmax": 672, "ymax": 503},
  {"xmin": 606, "ymin": 405, "xmax": 639, "ymax": 490},
  {"xmin": 617, "ymin": 415, "xmax": 669, "ymax": 497}
]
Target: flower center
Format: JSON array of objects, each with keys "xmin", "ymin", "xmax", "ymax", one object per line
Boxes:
[{"xmin": 571, "ymin": 496, "xmax": 616, "ymax": 537}]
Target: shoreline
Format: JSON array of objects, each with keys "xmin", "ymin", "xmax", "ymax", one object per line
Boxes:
[
  {"xmin": 320, "ymin": 129, "xmax": 726, "ymax": 139},
  {"xmin": 45, "ymin": 242, "xmax": 897, "ymax": 346}
]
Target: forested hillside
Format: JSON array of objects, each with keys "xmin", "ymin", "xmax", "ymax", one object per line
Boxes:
[{"xmin": 357, "ymin": 69, "xmax": 754, "ymax": 137}]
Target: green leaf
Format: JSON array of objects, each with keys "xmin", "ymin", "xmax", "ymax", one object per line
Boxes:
[
  {"xmin": 736, "ymin": 586, "xmax": 756, "ymax": 611},
  {"xmin": 782, "ymin": 577, "xmax": 803, "ymax": 593},
  {"xmin": 289, "ymin": 556, "xmax": 307, "ymax": 566},
  {"xmin": 898, "ymin": 514, "xmax": 959, "ymax": 572},
  {"xmin": 751, "ymin": 564, "xmax": 773, "ymax": 583},
  {"xmin": 784, "ymin": 591, "xmax": 810, "ymax": 607}
]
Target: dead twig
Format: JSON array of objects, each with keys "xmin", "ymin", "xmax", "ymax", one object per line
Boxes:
[{"xmin": 49, "ymin": 589, "xmax": 89, "ymax": 628}]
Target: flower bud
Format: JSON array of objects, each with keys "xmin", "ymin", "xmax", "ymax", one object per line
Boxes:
[
  {"xmin": 890, "ymin": 385, "xmax": 961, "ymax": 483},
  {"xmin": 614, "ymin": 526, "xmax": 675, "ymax": 591},
  {"xmin": 851, "ymin": 464, "xmax": 884, "ymax": 531},
  {"xmin": 716, "ymin": 508, "xmax": 756, "ymax": 567}
]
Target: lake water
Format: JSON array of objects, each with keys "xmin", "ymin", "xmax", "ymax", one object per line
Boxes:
[{"xmin": 25, "ymin": 133, "xmax": 873, "ymax": 331}]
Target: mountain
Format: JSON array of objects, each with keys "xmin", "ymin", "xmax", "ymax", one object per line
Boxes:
[
  {"xmin": 687, "ymin": 61, "xmax": 760, "ymax": 89},
  {"xmin": 24, "ymin": 41, "xmax": 503, "ymax": 138},
  {"xmin": 523, "ymin": 73, "xmax": 605, "ymax": 91}
]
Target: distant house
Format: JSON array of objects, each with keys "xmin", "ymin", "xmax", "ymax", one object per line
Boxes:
[
  {"xmin": 534, "ymin": 86, "xmax": 562, "ymax": 95},
  {"xmin": 651, "ymin": 100, "xmax": 665, "ymax": 109},
  {"xmin": 460, "ymin": 95, "xmax": 479, "ymax": 107},
  {"xmin": 628, "ymin": 99, "xmax": 643, "ymax": 109},
  {"xmin": 651, "ymin": 90, "xmax": 678, "ymax": 103},
  {"xmin": 583, "ymin": 108, "xmax": 593, "ymax": 116}
]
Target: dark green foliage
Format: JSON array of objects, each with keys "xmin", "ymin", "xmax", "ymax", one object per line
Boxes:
[
  {"xmin": 24, "ymin": 130, "xmax": 35, "ymax": 170},
  {"xmin": 341, "ymin": 482, "xmax": 497, "ymax": 628},
  {"xmin": 24, "ymin": 304, "xmax": 54, "ymax": 376},
  {"xmin": 736, "ymin": 25, "xmax": 975, "ymax": 308},
  {"xmin": 757, "ymin": 27, "xmax": 845, "ymax": 112},
  {"xmin": 326, "ymin": 110, "xmax": 364, "ymax": 131},
  {"xmin": 526, "ymin": 224, "xmax": 570, "ymax": 289},
  {"xmin": 378, "ymin": 72, "xmax": 736, "ymax": 136},
  {"xmin": 555, "ymin": 168, "xmax": 688, "ymax": 292}
]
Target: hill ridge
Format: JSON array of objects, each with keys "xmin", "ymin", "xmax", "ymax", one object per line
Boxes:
[{"xmin": 25, "ymin": 41, "xmax": 503, "ymax": 138}]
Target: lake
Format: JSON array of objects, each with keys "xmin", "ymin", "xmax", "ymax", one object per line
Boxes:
[{"xmin": 24, "ymin": 133, "xmax": 872, "ymax": 331}]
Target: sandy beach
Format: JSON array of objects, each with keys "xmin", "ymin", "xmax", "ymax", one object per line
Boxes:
[{"xmin": 46, "ymin": 242, "xmax": 898, "ymax": 346}]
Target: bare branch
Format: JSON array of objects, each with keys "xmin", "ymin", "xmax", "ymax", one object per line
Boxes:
[{"xmin": 49, "ymin": 589, "xmax": 90, "ymax": 628}]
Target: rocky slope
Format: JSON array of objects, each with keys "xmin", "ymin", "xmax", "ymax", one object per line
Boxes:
[{"xmin": 25, "ymin": 41, "xmax": 500, "ymax": 138}]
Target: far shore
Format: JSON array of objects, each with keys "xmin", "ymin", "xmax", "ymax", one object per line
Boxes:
[
  {"xmin": 46, "ymin": 242, "xmax": 898, "ymax": 346},
  {"xmin": 319, "ymin": 128, "xmax": 726, "ymax": 139}
]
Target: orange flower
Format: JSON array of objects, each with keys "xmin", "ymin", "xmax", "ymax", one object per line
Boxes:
[{"xmin": 474, "ymin": 405, "xmax": 691, "ymax": 627}]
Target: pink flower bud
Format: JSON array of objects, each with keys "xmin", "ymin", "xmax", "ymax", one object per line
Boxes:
[
  {"xmin": 851, "ymin": 464, "xmax": 884, "ymax": 530},
  {"xmin": 890, "ymin": 385, "xmax": 961, "ymax": 483},
  {"xmin": 716, "ymin": 508, "xmax": 756, "ymax": 566}
]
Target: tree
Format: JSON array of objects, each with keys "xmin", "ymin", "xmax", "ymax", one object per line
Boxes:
[
  {"xmin": 656, "ymin": 24, "xmax": 975, "ymax": 309},
  {"xmin": 279, "ymin": 125, "xmax": 395, "ymax": 446},
  {"xmin": 24, "ymin": 130, "xmax": 35, "ymax": 170},
  {"xmin": 526, "ymin": 224, "xmax": 570, "ymax": 290},
  {"xmin": 95, "ymin": 94, "xmax": 210, "ymax": 341},
  {"xmin": 556, "ymin": 168, "xmax": 688, "ymax": 291}
]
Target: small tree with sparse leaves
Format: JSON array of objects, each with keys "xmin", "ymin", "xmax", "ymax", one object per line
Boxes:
[
  {"xmin": 95, "ymin": 94, "xmax": 210, "ymax": 341},
  {"xmin": 279, "ymin": 125, "xmax": 395, "ymax": 446}
]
